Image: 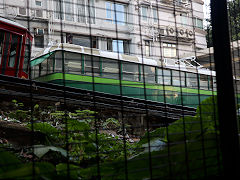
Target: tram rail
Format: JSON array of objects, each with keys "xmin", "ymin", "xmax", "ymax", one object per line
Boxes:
[{"xmin": 0, "ymin": 75, "xmax": 196, "ymax": 120}]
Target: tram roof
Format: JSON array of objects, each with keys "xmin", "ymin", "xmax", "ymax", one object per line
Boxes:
[
  {"xmin": 0, "ymin": 16, "xmax": 28, "ymax": 31},
  {"xmin": 31, "ymin": 43, "xmax": 216, "ymax": 76}
]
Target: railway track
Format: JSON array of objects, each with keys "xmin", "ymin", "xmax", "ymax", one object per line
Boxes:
[{"xmin": 0, "ymin": 75, "xmax": 196, "ymax": 121}]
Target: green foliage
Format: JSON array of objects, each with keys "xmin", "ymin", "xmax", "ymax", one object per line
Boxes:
[
  {"xmin": 27, "ymin": 122, "xmax": 59, "ymax": 142},
  {"xmin": 163, "ymin": 96, "xmax": 218, "ymax": 143},
  {"xmin": 0, "ymin": 149, "xmax": 57, "ymax": 179},
  {"xmin": 1, "ymin": 96, "xmax": 223, "ymax": 179},
  {"xmin": 0, "ymin": 162, "xmax": 56, "ymax": 179},
  {"xmin": 81, "ymin": 96, "xmax": 222, "ymax": 179},
  {"xmin": 56, "ymin": 163, "xmax": 82, "ymax": 179},
  {"xmin": 0, "ymin": 149, "xmax": 22, "ymax": 174}
]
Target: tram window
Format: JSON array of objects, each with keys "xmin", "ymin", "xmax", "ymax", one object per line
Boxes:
[
  {"xmin": 47, "ymin": 54, "xmax": 54, "ymax": 74},
  {"xmin": 32, "ymin": 65, "xmax": 40, "ymax": 79},
  {"xmin": 213, "ymin": 76, "xmax": 217, "ymax": 91},
  {"xmin": 172, "ymin": 70, "xmax": 185, "ymax": 86},
  {"xmin": 235, "ymin": 79, "xmax": 240, "ymax": 94},
  {"xmin": 102, "ymin": 58, "xmax": 119, "ymax": 79},
  {"xmin": 157, "ymin": 69, "xmax": 172, "ymax": 85},
  {"xmin": 64, "ymin": 52, "xmax": 81, "ymax": 74},
  {"xmin": 186, "ymin": 73, "xmax": 198, "ymax": 88},
  {"xmin": 55, "ymin": 51, "xmax": 63, "ymax": 72},
  {"xmin": 163, "ymin": 69, "xmax": 171, "ymax": 85},
  {"xmin": 8, "ymin": 34, "xmax": 19, "ymax": 68},
  {"xmin": 85, "ymin": 55, "xmax": 100, "ymax": 76},
  {"xmin": 23, "ymin": 39, "xmax": 31, "ymax": 73},
  {"xmin": 144, "ymin": 65, "xmax": 155, "ymax": 83},
  {"xmin": 157, "ymin": 68, "xmax": 163, "ymax": 84},
  {"xmin": 0, "ymin": 32, "xmax": 4, "ymax": 63},
  {"xmin": 122, "ymin": 62, "xmax": 139, "ymax": 81},
  {"xmin": 40, "ymin": 60, "xmax": 47, "ymax": 76},
  {"xmin": 199, "ymin": 75, "xmax": 208, "ymax": 90}
]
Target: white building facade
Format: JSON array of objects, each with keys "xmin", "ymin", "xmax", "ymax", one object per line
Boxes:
[{"xmin": 0, "ymin": 0, "xmax": 206, "ymax": 60}]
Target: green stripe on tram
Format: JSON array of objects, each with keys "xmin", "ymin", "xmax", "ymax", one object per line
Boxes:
[{"xmin": 37, "ymin": 73, "xmax": 217, "ymax": 96}]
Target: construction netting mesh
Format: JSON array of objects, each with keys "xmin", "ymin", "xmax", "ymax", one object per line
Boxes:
[{"xmin": 0, "ymin": 0, "xmax": 239, "ymax": 179}]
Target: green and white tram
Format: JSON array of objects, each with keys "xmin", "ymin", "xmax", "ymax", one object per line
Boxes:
[{"xmin": 31, "ymin": 43, "xmax": 217, "ymax": 108}]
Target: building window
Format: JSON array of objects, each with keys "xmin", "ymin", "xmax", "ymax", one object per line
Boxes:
[
  {"xmin": 35, "ymin": 35, "xmax": 44, "ymax": 48},
  {"xmin": 152, "ymin": 8, "xmax": 158, "ymax": 23},
  {"xmin": 87, "ymin": 0, "xmax": 95, "ymax": 24},
  {"xmin": 163, "ymin": 43, "xmax": 176, "ymax": 58},
  {"xmin": 141, "ymin": 6, "xmax": 148, "ymax": 21},
  {"xmin": 181, "ymin": 13, "xmax": 188, "ymax": 25},
  {"xmin": 66, "ymin": 34, "xmax": 98, "ymax": 48},
  {"xmin": 76, "ymin": 0, "xmax": 95, "ymax": 24},
  {"xmin": 107, "ymin": 38, "xmax": 129, "ymax": 54},
  {"xmin": 35, "ymin": 0, "xmax": 42, "ymax": 6},
  {"xmin": 106, "ymin": 2, "xmax": 126, "ymax": 25},
  {"xmin": 77, "ymin": 0, "xmax": 85, "ymax": 23},
  {"xmin": 65, "ymin": 0, "xmax": 74, "ymax": 21},
  {"xmin": 34, "ymin": 28, "xmax": 44, "ymax": 48},
  {"xmin": 54, "ymin": 0, "xmax": 63, "ymax": 20},
  {"xmin": 145, "ymin": 40, "xmax": 151, "ymax": 56},
  {"xmin": 194, "ymin": 17, "xmax": 203, "ymax": 29}
]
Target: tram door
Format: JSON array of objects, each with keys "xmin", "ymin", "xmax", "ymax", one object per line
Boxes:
[{"xmin": 0, "ymin": 30, "xmax": 22, "ymax": 77}]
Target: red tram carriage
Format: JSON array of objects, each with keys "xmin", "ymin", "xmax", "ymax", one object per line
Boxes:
[{"xmin": 0, "ymin": 17, "xmax": 32, "ymax": 79}]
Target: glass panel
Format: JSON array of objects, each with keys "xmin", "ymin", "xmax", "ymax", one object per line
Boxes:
[
  {"xmin": 86, "ymin": 0, "xmax": 95, "ymax": 24},
  {"xmin": 54, "ymin": 0, "xmax": 63, "ymax": 19},
  {"xmin": 34, "ymin": 35, "xmax": 44, "ymax": 48},
  {"xmin": 144, "ymin": 65, "xmax": 155, "ymax": 83},
  {"xmin": 122, "ymin": 62, "xmax": 138, "ymax": 81},
  {"xmin": 157, "ymin": 68, "xmax": 163, "ymax": 84},
  {"xmin": 102, "ymin": 58, "xmax": 119, "ymax": 79},
  {"xmin": 65, "ymin": 0, "xmax": 73, "ymax": 21},
  {"xmin": 199, "ymin": 74, "xmax": 208, "ymax": 90},
  {"xmin": 163, "ymin": 69, "xmax": 171, "ymax": 85},
  {"xmin": 85, "ymin": 55, "xmax": 100, "ymax": 76},
  {"xmin": 181, "ymin": 14, "xmax": 188, "ymax": 25},
  {"xmin": 197, "ymin": 18, "xmax": 203, "ymax": 29},
  {"xmin": 186, "ymin": 73, "xmax": 198, "ymax": 88},
  {"xmin": 113, "ymin": 40, "xmax": 124, "ymax": 54},
  {"xmin": 123, "ymin": 40, "xmax": 129, "ymax": 54},
  {"xmin": 106, "ymin": 2, "xmax": 126, "ymax": 25},
  {"xmin": 0, "ymin": 31, "xmax": 5, "ymax": 65},
  {"xmin": 106, "ymin": 2, "xmax": 112, "ymax": 22},
  {"xmin": 172, "ymin": 70, "xmax": 185, "ymax": 86},
  {"xmin": 47, "ymin": 54, "xmax": 54, "ymax": 74},
  {"xmin": 8, "ymin": 34, "xmax": 19, "ymax": 68},
  {"xmin": 213, "ymin": 76, "xmax": 217, "ymax": 91},
  {"xmin": 64, "ymin": 52, "xmax": 82, "ymax": 74},
  {"xmin": 115, "ymin": 4, "xmax": 125, "ymax": 25},
  {"xmin": 32, "ymin": 65, "xmax": 40, "ymax": 79},
  {"xmin": 36, "ymin": 1, "xmax": 42, "ymax": 6},
  {"xmin": 23, "ymin": 39, "xmax": 31, "ymax": 73},
  {"xmin": 40, "ymin": 60, "xmax": 47, "ymax": 76},
  {"xmin": 141, "ymin": 6, "xmax": 148, "ymax": 21},
  {"xmin": 153, "ymin": 8, "xmax": 158, "ymax": 22},
  {"xmin": 55, "ymin": 51, "xmax": 63, "ymax": 72},
  {"xmin": 145, "ymin": 41, "xmax": 150, "ymax": 56},
  {"xmin": 77, "ymin": 0, "xmax": 85, "ymax": 23}
]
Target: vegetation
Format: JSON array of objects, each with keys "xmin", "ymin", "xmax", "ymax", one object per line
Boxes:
[
  {"xmin": 206, "ymin": 0, "xmax": 240, "ymax": 47},
  {"xmin": 0, "ymin": 96, "xmax": 223, "ymax": 179}
]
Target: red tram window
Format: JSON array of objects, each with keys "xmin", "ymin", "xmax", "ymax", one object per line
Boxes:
[
  {"xmin": 19, "ymin": 37, "xmax": 31, "ymax": 78},
  {"xmin": 0, "ymin": 32, "xmax": 4, "ymax": 66},
  {"xmin": 0, "ymin": 17, "xmax": 33, "ymax": 78},
  {"xmin": 0, "ymin": 32, "xmax": 10, "ymax": 75},
  {"xmin": 3, "ymin": 33, "xmax": 21, "ymax": 77}
]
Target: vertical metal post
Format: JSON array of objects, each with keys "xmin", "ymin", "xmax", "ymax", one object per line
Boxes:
[{"xmin": 211, "ymin": 0, "xmax": 240, "ymax": 177}]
